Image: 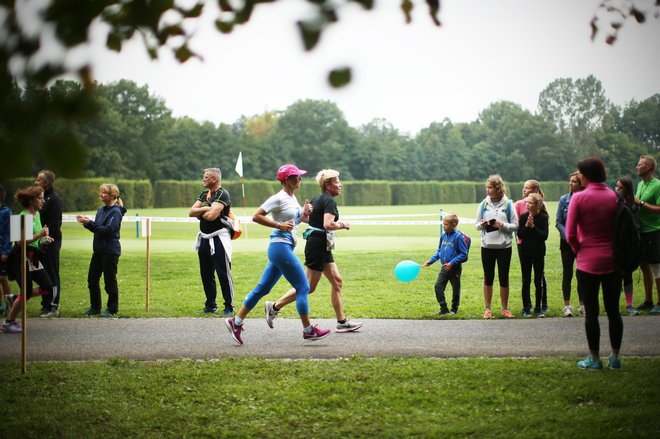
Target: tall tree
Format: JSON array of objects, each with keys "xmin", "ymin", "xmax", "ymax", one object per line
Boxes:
[
  {"xmin": 72, "ymin": 80, "xmax": 173, "ymax": 180},
  {"xmin": 537, "ymin": 75, "xmax": 612, "ymax": 159},
  {"xmin": 268, "ymin": 100, "xmax": 357, "ymax": 177},
  {"xmin": 353, "ymin": 119, "xmax": 409, "ymax": 180},
  {"xmin": 616, "ymin": 94, "xmax": 660, "ymax": 151},
  {"xmin": 415, "ymin": 119, "xmax": 470, "ymax": 181}
]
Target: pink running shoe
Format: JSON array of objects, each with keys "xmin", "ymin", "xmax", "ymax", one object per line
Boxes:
[
  {"xmin": 1, "ymin": 320, "xmax": 21, "ymax": 334},
  {"xmin": 225, "ymin": 317, "xmax": 244, "ymax": 345},
  {"xmin": 501, "ymin": 310, "xmax": 515, "ymax": 319},
  {"xmin": 303, "ymin": 325, "xmax": 331, "ymax": 341}
]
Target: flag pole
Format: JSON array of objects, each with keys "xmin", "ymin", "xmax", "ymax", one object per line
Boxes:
[
  {"xmin": 21, "ymin": 215, "xmax": 28, "ymax": 374},
  {"xmin": 235, "ymin": 151, "xmax": 248, "ymax": 238}
]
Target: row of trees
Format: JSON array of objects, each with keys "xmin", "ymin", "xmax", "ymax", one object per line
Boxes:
[{"xmin": 17, "ymin": 75, "xmax": 659, "ymax": 184}]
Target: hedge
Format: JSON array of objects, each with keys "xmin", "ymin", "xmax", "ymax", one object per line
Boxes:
[
  {"xmin": 4, "ymin": 178, "xmax": 574, "ymax": 211},
  {"xmin": 5, "ymin": 178, "xmax": 152, "ymax": 212},
  {"xmin": 154, "ymin": 180, "xmax": 279, "ymax": 209}
]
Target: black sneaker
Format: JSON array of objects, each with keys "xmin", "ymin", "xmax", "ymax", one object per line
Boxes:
[
  {"xmin": 522, "ymin": 308, "xmax": 532, "ymax": 318},
  {"xmin": 637, "ymin": 301, "xmax": 654, "ymax": 311},
  {"xmin": 202, "ymin": 306, "xmax": 218, "ymax": 314},
  {"xmin": 39, "ymin": 307, "xmax": 51, "ymax": 317},
  {"xmin": 438, "ymin": 307, "xmax": 450, "ymax": 315},
  {"xmin": 99, "ymin": 310, "xmax": 117, "ymax": 318},
  {"xmin": 82, "ymin": 307, "xmax": 101, "ymax": 316}
]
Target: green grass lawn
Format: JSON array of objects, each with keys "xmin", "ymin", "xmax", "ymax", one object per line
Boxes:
[
  {"xmin": 2, "ymin": 357, "xmax": 658, "ymax": 438},
  {"xmin": 15, "ymin": 202, "xmax": 643, "ymax": 319}
]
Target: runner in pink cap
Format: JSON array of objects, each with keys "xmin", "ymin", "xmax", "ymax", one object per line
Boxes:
[{"xmin": 277, "ymin": 164, "xmax": 307, "ymax": 182}]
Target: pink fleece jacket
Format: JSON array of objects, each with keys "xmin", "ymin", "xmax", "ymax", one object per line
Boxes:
[{"xmin": 565, "ymin": 182, "xmax": 617, "ymax": 274}]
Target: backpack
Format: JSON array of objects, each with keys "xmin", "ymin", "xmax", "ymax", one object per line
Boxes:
[
  {"xmin": 481, "ymin": 199, "xmax": 513, "ymax": 223},
  {"xmin": 459, "ymin": 231, "xmax": 471, "ymax": 262},
  {"xmin": 227, "ymin": 210, "xmax": 242, "ymax": 240},
  {"xmin": 612, "ymin": 196, "xmax": 640, "ymax": 273},
  {"xmin": 219, "ymin": 210, "xmax": 242, "ymax": 240}
]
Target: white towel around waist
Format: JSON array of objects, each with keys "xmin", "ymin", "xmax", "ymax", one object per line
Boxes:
[{"xmin": 194, "ymin": 229, "xmax": 232, "ymax": 261}]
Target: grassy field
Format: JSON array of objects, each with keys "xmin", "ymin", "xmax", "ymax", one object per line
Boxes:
[
  {"xmin": 3, "ymin": 203, "xmax": 658, "ymax": 438},
  {"xmin": 12, "ymin": 202, "xmax": 644, "ymax": 319},
  {"xmin": 2, "ymin": 357, "xmax": 659, "ymax": 438}
]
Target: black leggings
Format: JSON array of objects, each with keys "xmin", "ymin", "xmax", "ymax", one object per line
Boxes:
[
  {"xmin": 519, "ymin": 252, "xmax": 545, "ymax": 311},
  {"xmin": 16, "ymin": 268, "xmax": 53, "ymax": 300},
  {"xmin": 576, "ymin": 270, "xmax": 623, "ymax": 353},
  {"xmin": 481, "ymin": 247, "xmax": 512, "ymax": 287},
  {"xmin": 560, "ymin": 240, "xmax": 581, "ymax": 302}
]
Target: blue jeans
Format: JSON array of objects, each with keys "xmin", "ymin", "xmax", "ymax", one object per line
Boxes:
[{"xmin": 243, "ymin": 242, "xmax": 310, "ymax": 316}]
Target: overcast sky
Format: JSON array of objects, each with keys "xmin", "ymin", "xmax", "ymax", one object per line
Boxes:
[{"xmin": 85, "ymin": 0, "xmax": 660, "ymax": 135}]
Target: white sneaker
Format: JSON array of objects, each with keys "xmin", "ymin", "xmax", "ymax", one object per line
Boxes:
[
  {"xmin": 336, "ymin": 319, "xmax": 363, "ymax": 333},
  {"xmin": 264, "ymin": 301, "xmax": 278, "ymax": 329},
  {"xmin": 563, "ymin": 305, "xmax": 573, "ymax": 317},
  {"xmin": 578, "ymin": 305, "xmax": 585, "ymax": 316}
]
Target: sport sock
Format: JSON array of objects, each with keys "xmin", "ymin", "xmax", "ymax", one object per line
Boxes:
[
  {"xmin": 234, "ymin": 316, "xmax": 244, "ymax": 326},
  {"xmin": 625, "ymin": 291, "xmax": 633, "ymax": 307}
]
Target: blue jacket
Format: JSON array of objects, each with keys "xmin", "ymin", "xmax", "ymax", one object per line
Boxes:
[
  {"xmin": 428, "ymin": 229, "xmax": 468, "ymax": 267},
  {"xmin": 84, "ymin": 204, "xmax": 125, "ymax": 255},
  {"xmin": 555, "ymin": 193, "xmax": 571, "ymax": 242},
  {"xmin": 0, "ymin": 205, "xmax": 11, "ymax": 256}
]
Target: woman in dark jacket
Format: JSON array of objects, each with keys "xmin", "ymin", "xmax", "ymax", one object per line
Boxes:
[
  {"xmin": 555, "ymin": 171, "xmax": 584, "ymax": 317},
  {"xmin": 76, "ymin": 184, "xmax": 126, "ymax": 317}
]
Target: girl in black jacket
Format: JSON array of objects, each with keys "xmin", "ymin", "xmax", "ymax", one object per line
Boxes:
[{"xmin": 518, "ymin": 193, "xmax": 549, "ymax": 317}]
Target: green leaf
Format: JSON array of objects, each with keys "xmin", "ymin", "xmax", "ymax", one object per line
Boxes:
[
  {"xmin": 106, "ymin": 32, "xmax": 122, "ymax": 52},
  {"xmin": 297, "ymin": 21, "xmax": 321, "ymax": 51},
  {"xmin": 350, "ymin": 0, "xmax": 375, "ymax": 9},
  {"xmin": 631, "ymin": 8, "xmax": 646, "ymax": 23},
  {"xmin": 215, "ymin": 19, "xmax": 234, "ymax": 34},
  {"xmin": 175, "ymin": 45, "xmax": 193, "ymax": 63},
  {"xmin": 328, "ymin": 67, "xmax": 351, "ymax": 88},
  {"xmin": 401, "ymin": 0, "xmax": 413, "ymax": 24}
]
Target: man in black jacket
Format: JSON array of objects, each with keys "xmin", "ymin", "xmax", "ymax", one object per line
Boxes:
[{"xmin": 35, "ymin": 170, "xmax": 63, "ymax": 317}]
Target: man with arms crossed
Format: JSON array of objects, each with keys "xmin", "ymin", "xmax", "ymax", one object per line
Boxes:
[{"xmin": 189, "ymin": 168, "xmax": 235, "ymax": 317}]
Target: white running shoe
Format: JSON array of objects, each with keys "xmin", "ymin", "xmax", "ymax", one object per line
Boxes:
[
  {"xmin": 336, "ymin": 319, "xmax": 363, "ymax": 333},
  {"xmin": 578, "ymin": 305, "xmax": 585, "ymax": 316},
  {"xmin": 264, "ymin": 301, "xmax": 278, "ymax": 329},
  {"xmin": 563, "ymin": 305, "xmax": 573, "ymax": 317}
]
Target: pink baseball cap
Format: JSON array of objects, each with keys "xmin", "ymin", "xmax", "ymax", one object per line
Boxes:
[{"xmin": 277, "ymin": 164, "xmax": 308, "ymax": 182}]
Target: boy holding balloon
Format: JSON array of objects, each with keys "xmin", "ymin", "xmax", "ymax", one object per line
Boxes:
[{"xmin": 423, "ymin": 212, "xmax": 469, "ymax": 315}]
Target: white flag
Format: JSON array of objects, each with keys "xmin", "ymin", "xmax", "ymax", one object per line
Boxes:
[{"xmin": 235, "ymin": 151, "xmax": 243, "ymax": 177}]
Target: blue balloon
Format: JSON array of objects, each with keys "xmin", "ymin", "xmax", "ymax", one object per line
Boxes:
[{"xmin": 394, "ymin": 260, "xmax": 420, "ymax": 282}]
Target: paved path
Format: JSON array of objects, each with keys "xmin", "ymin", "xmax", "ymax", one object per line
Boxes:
[{"xmin": 1, "ymin": 316, "xmax": 659, "ymax": 361}]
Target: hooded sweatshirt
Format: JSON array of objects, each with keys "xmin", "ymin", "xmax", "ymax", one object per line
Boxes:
[{"xmin": 475, "ymin": 195, "xmax": 519, "ymax": 249}]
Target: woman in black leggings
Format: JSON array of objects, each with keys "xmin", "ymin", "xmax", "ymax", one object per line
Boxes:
[
  {"xmin": 1, "ymin": 186, "xmax": 54, "ymax": 334},
  {"xmin": 566, "ymin": 157, "xmax": 623, "ymax": 370},
  {"xmin": 556, "ymin": 171, "xmax": 584, "ymax": 317}
]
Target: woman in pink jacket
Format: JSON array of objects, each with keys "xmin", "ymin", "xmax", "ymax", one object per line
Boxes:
[{"xmin": 566, "ymin": 157, "xmax": 623, "ymax": 370}]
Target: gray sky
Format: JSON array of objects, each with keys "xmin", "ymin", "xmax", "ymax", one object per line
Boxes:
[{"xmin": 85, "ymin": 0, "xmax": 660, "ymax": 135}]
